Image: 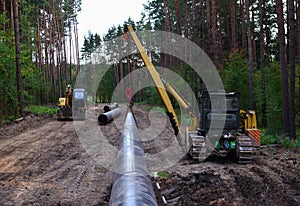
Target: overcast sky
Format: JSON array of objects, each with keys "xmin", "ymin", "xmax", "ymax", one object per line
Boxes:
[{"xmin": 77, "ymin": 0, "xmax": 148, "ymax": 48}]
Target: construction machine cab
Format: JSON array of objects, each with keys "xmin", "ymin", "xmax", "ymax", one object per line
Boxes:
[
  {"xmin": 199, "ymin": 91, "xmax": 241, "ymax": 136},
  {"xmin": 73, "ymin": 88, "xmax": 86, "ymax": 120}
]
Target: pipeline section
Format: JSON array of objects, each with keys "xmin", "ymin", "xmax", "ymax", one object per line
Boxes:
[
  {"xmin": 98, "ymin": 108, "xmax": 121, "ymax": 125},
  {"xmin": 109, "ymin": 112, "xmax": 158, "ymax": 206},
  {"xmin": 103, "ymin": 103, "xmax": 118, "ymax": 112}
]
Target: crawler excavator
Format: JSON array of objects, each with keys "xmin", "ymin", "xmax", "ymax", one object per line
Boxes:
[
  {"xmin": 124, "ymin": 25, "xmax": 260, "ymax": 163},
  {"xmin": 57, "ymin": 85, "xmax": 86, "ymax": 121}
]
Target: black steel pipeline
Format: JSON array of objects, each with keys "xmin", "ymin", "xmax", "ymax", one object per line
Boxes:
[
  {"xmin": 103, "ymin": 103, "xmax": 118, "ymax": 112},
  {"xmin": 109, "ymin": 112, "xmax": 158, "ymax": 206},
  {"xmin": 98, "ymin": 108, "xmax": 121, "ymax": 125}
]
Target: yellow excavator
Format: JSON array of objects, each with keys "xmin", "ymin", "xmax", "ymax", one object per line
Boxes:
[
  {"xmin": 57, "ymin": 85, "xmax": 86, "ymax": 121},
  {"xmin": 125, "ymin": 25, "xmax": 260, "ymax": 163}
]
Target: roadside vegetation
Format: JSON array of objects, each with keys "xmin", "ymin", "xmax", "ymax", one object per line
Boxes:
[
  {"xmin": 261, "ymin": 130, "xmax": 300, "ymax": 148},
  {"xmin": 25, "ymin": 105, "xmax": 58, "ymax": 116},
  {"xmin": 1, "ymin": 106, "xmax": 57, "ymax": 125}
]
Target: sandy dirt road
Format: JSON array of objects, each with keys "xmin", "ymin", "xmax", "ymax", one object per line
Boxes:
[
  {"xmin": 0, "ymin": 105, "xmax": 299, "ymax": 205},
  {"xmin": 0, "ymin": 119, "xmax": 112, "ymax": 205}
]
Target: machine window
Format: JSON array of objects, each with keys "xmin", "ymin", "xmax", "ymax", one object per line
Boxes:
[{"xmin": 74, "ymin": 91, "xmax": 84, "ymax": 99}]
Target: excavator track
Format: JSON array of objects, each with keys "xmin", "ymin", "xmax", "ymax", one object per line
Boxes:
[
  {"xmin": 236, "ymin": 135, "xmax": 253, "ymax": 164},
  {"xmin": 188, "ymin": 133, "xmax": 207, "ymax": 161}
]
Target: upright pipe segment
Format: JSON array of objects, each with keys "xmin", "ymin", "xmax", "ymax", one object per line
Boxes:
[{"xmin": 109, "ymin": 112, "xmax": 158, "ymax": 206}]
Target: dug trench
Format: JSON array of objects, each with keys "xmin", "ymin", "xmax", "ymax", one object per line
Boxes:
[{"xmin": 0, "ymin": 104, "xmax": 299, "ymax": 205}]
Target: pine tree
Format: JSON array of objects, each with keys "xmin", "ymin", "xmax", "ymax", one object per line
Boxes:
[
  {"xmin": 12, "ymin": 0, "xmax": 24, "ymax": 115},
  {"xmin": 276, "ymin": 0, "xmax": 290, "ymax": 135},
  {"xmin": 287, "ymin": 0, "xmax": 296, "ymax": 140}
]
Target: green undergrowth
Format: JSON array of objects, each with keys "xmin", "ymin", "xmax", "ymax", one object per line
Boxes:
[
  {"xmin": 278, "ymin": 136, "xmax": 300, "ymax": 148},
  {"xmin": 260, "ymin": 131, "xmax": 277, "ymax": 145},
  {"xmin": 2, "ymin": 115, "xmax": 20, "ymax": 125},
  {"xmin": 25, "ymin": 105, "xmax": 57, "ymax": 115},
  {"xmin": 260, "ymin": 130, "xmax": 300, "ymax": 148},
  {"xmin": 1, "ymin": 105, "xmax": 57, "ymax": 125}
]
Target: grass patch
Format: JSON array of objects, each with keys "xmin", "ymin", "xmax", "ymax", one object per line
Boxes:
[
  {"xmin": 260, "ymin": 129, "xmax": 300, "ymax": 148},
  {"xmin": 25, "ymin": 105, "xmax": 57, "ymax": 115},
  {"xmin": 151, "ymin": 171, "xmax": 168, "ymax": 178},
  {"xmin": 278, "ymin": 136, "xmax": 300, "ymax": 148},
  {"xmin": 145, "ymin": 106, "xmax": 166, "ymax": 113},
  {"xmin": 260, "ymin": 131, "xmax": 277, "ymax": 145}
]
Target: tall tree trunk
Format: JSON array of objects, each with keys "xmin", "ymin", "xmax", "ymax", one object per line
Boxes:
[
  {"xmin": 206, "ymin": 0, "xmax": 212, "ymax": 55},
  {"xmin": 37, "ymin": 17, "xmax": 42, "ymax": 71},
  {"xmin": 211, "ymin": 0, "xmax": 218, "ymax": 65},
  {"xmin": 265, "ymin": 26, "xmax": 271, "ymax": 66},
  {"xmin": 251, "ymin": 9, "xmax": 257, "ymax": 68},
  {"xmin": 297, "ymin": 0, "xmax": 300, "ymax": 62},
  {"xmin": 49, "ymin": 17, "xmax": 56, "ymax": 104},
  {"xmin": 240, "ymin": 0, "xmax": 247, "ymax": 52},
  {"xmin": 230, "ymin": 0, "xmax": 238, "ymax": 52},
  {"xmin": 288, "ymin": 0, "xmax": 296, "ymax": 140},
  {"xmin": 246, "ymin": 0, "xmax": 254, "ymax": 109},
  {"xmin": 199, "ymin": 0, "xmax": 204, "ymax": 47},
  {"xmin": 163, "ymin": 0, "xmax": 171, "ymax": 68},
  {"xmin": 184, "ymin": 2, "xmax": 190, "ymax": 39},
  {"xmin": 191, "ymin": 0, "xmax": 196, "ymax": 42},
  {"xmin": 163, "ymin": 0, "xmax": 170, "ymax": 32},
  {"xmin": 175, "ymin": 0, "xmax": 181, "ymax": 35},
  {"xmin": 68, "ymin": 20, "xmax": 72, "ymax": 83},
  {"xmin": 37, "ymin": 17, "xmax": 43, "ymax": 104},
  {"xmin": 73, "ymin": 15, "xmax": 80, "ymax": 77},
  {"xmin": 52, "ymin": 0, "xmax": 62, "ymax": 97},
  {"xmin": 276, "ymin": 0, "xmax": 290, "ymax": 135},
  {"xmin": 12, "ymin": 0, "xmax": 24, "ymax": 115},
  {"xmin": 259, "ymin": 0, "xmax": 267, "ymax": 127},
  {"xmin": 296, "ymin": 0, "xmax": 300, "ymax": 124},
  {"xmin": 62, "ymin": 17, "xmax": 68, "ymax": 84},
  {"xmin": 175, "ymin": 0, "xmax": 183, "ymax": 72},
  {"xmin": 43, "ymin": 7, "xmax": 49, "ymax": 104},
  {"xmin": 0, "ymin": 0, "xmax": 5, "ymax": 12},
  {"xmin": 1, "ymin": 0, "xmax": 6, "ymax": 30},
  {"xmin": 183, "ymin": 1, "xmax": 190, "ymax": 95},
  {"xmin": 10, "ymin": 0, "xmax": 13, "ymax": 30},
  {"xmin": 218, "ymin": 26, "xmax": 224, "ymax": 67}
]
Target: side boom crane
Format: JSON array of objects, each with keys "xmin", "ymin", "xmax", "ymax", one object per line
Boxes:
[{"xmin": 124, "ymin": 25, "xmax": 260, "ymax": 163}]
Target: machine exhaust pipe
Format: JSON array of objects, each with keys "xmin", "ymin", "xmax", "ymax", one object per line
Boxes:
[
  {"xmin": 103, "ymin": 103, "xmax": 118, "ymax": 112},
  {"xmin": 109, "ymin": 112, "xmax": 158, "ymax": 206},
  {"xmin": 98, "ymin": 108, "xmax": 121, "ymax": 125}
]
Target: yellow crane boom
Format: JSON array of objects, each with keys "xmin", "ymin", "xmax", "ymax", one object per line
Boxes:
[{"xmin": 126, "ymin": 25, "xmax": 184, "ymax": 148}]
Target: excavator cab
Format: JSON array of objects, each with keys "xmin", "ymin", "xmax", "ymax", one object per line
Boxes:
[
  {"xmin": 73, "ymin": 89, "xmax": 86, "ymax": 121},
  {"xmin": 198, "ymin": 91, "xmax": 240, "ymax": 136}
]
